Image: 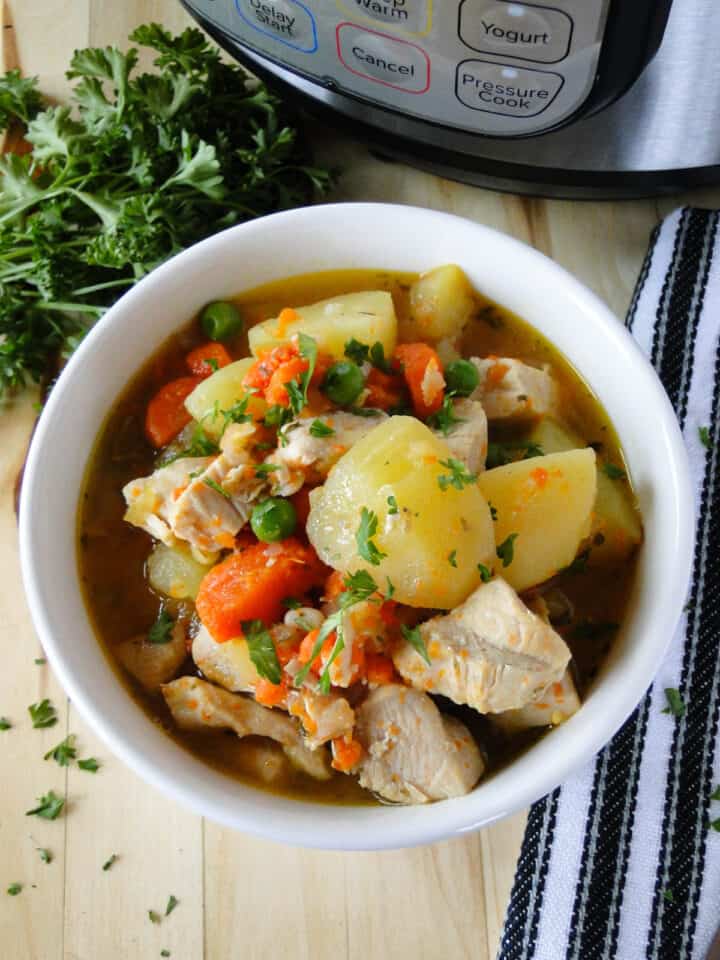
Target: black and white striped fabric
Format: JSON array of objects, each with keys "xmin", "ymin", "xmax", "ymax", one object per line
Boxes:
[{"xmin": 498, "ymin": 208, "xmax": 720, "ymax": 960}]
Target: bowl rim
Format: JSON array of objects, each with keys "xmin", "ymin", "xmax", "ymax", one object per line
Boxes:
[{"xmin": 18, "ymin": 202, "xmax": 695, "ymax": 850}]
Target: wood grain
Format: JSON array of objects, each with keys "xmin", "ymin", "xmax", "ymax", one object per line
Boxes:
[{"xmin": 0, "ymin": 1, "xmax": 710, "ymax": 957}]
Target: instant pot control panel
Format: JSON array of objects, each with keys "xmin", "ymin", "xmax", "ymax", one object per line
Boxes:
[{"xmin": 183, "ymin": 0, "xmax": 614, "ymax": 137}]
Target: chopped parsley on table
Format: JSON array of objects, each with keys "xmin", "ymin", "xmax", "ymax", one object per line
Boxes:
[
  {"xmin": 28, "ymin": 699, "xmax": 57, "ymax": 728},
  {"xmin": 0, "ymin": 717, "xmax": 11, "ymax": 731},
  {"xmin": 165, "ymin": 894, "xmax": 180, "ymax": 916},
  {"xmin": 149, "ymin": 910, "xmax": 162, "ymax": 925},
  {"xmin": 356, "ymin": 507, "xmax": 387, "ymax": 566},
  {"xmin": 711, "ymin": 784, "xmax": 720, "ymax": 802},
  {"xmin": 44, "ymin": 735, "xmax": 77, "ymax": 767},
  {"xmin": 102, "ymin": 854, "xmax": 118, "ymax": 872},
  {"xmin": 26, "ymin": 790, "xmax": 65, "ymax": 820},
  {"xmin": 6, "ymin": 883, "xmax": 22, "ymax": 896},
  {"xmin": 698, "ymin": 425, "xmax": 711, "ymax": 449},
  {"xmin": 78, "ymin": 757, "xmax": 100, "ymax": 773},
  {"xmin": 38, "ymin": 849, "xmax": 52, "ymax": 864},
  {"xmin": 661, "ymin": 688, "xmax": 685, "ymax": 718}
]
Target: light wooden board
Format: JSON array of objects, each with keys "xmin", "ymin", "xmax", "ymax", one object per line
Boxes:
[{"xmin": 1, "ymin": 2, "xmax": 717, "ymax": 957}]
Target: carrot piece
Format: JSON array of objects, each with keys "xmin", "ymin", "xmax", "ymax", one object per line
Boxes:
[
  {"xmin": 298, "ymin": 628, "xmax": 323, "ymax": 674},
  {"xmin": 366, "ymin": 653, "xmax": 397, "ymax": 685},
  {"xmin": 195, "ymin": 538, "xmax": 327, "ymax": 642},
  {"xmin": 365, "ymin": 367, "xmax": 406, "ymax": 411},
  {"xmin": 379, "ymin": 600, "xmax": 398, "ymax": 626},
  {"xmin": 265, "ymin": 356, "xmax": 309, "ymax": 407},
  {"xmin": 145, "ymin": 375, "xmax": 202, "ymax": 448},
  {"xmin": 273, "ymin": 307, "xmax": 300, "ymax": 338},
  {"xmin": 254, "ymin": 675, "xmax": 288, "ymax": 708},
  {"xmin": 186, "ymin": 342, "xmax": 233, "ymax": 377},
  {"xmin": 486, "ymin": 357, "xmax": 510, "ymax": 387},
  {"xmin": 323, "ymin": 570, "xmax": 346, "ymax": 602},
  {"xmin": 310, "ymin": 351, "xmax": 334, "ymax": 387},
  {"xmin": 393, "ymin": 343, "xmax": 445, "ymax": 418},
  {"xmin": 242, "ymin": 343, "xmax": 297, "ymax": 393},
  {"xmin": 331, "ymin": 736, "xmax": 364, "ymax": 772}
]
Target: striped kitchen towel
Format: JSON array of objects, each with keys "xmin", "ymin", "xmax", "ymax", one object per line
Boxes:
[{"xmin": 497, "ymin": 207, "xmax": 720, "ymax": 960}]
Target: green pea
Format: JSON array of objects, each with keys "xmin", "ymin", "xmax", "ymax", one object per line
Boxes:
[
  {"xmin": 200, "ymin": 301, "xmax": 244, "ymax": 341},
  {"xmin": 250, "ymin": 497, "xmax": 297, "ymax": 543},
  {"xmin": 322, "ymin": 361, "xmax": 364, "ymax": 406},
  {"xmin": 444, "ymin": 359, "xmax": 479, "ymax": 397}
]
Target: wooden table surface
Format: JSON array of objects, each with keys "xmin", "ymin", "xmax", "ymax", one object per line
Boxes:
[{"xmin": 1, "ymin": 3, "xmax": 718, "ymax": 958}]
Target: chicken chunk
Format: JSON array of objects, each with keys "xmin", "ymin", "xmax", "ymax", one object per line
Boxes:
[
  {"xmin": 162, "ymin": 677, "xmax": 331, "ymax": 781},
  {"xmin": 470, "ymin": 357, "xmax": 557, "ymax": 421},
  {"xmin": 492, "ymin": 668, "xmax": 581, "ymax": 734},
  {"xmin": 432, "ymin": 398, "xmax": 488, "ymax": 473},
  {"xmin": 287, "ymin": 688, "xmax": 355, "ymax": 750},
  {"xmin": 124, "ymin": 452, "xmax": 265, "ymax": 556},
  {"xmin": 122, "ymin": 457, "xmax": 213, "ymax": 546},
  {"xmin": 392, "ymin": 578, "xmax": 571, "ymax": 713},
  {"xmin": 354, "ymin": 685, "xmax": 484, "ymax": 804},
  {"xmin": 116, "ymin": 621, "xmax": 187, "ymax": 692},
  {"xmin": 266, "ymin": 411, "xmax": 388, "ymax": 496}
]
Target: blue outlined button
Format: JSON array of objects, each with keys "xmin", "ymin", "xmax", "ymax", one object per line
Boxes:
[{"xmin": 235, "ymin": 0, "xmax": 318, "ymax": 53}]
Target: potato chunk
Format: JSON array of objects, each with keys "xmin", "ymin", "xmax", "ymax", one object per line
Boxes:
[
  {"xmin": 307, "ymin": 416, "xmax": 495, "ymax": 609},
  {"xmin": 147, "ymin": 542, "xmax": 213, "ymax": 600},
  {"xmin": 248, "ymin": 291, "xmax": 397, "ymax": 360},
  {"xmin": 403, "ymin": 265, "xmax": 477, "ymax": 342},
  {"xmin": 528, "ymin": 419, "xmax": 642, "ymax": 565},
  {"xmin": 184, "ymin": 358, "xmax": 266, "ymax": 439},
  {"xmin": 478, "ymin": 449, "xmax": 597, "ymax": 592}
]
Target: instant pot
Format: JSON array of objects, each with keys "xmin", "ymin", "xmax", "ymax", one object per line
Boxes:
[{"xmin": 180, "ymin": 0, "xmax": 720, "ymax": 198}]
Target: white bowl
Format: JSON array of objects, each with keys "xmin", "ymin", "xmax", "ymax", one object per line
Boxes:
[{"xmin": 19, "ymin": 203, "xmax": 693, "ymax": 850}]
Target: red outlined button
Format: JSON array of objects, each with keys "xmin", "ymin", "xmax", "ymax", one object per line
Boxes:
[{"xmin": 336, "ymin": 22, "xmax": 431, "ymax": 94}]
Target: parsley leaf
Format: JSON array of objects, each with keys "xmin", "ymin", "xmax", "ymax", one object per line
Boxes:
[
  {"xmin": 7, "ymin": 883, "xmax": 22, "ymax": 896},
  {"xmin": 241, "ymin": 620, "xmax": 281, "ymax": 685},
  {"xmin": 385, "ymin": 577, "xmax": 395, "ymax": 599},
  {"xmin": 0, "ymin": 717, "xmax": 11, "ymax": 731},
  {"xmin": 698, "ymin": 425, "xmax": 711, "ymax": 449},
  {"xmin": 387, "ymin": 495, "xmax": 399, "ymax": 515},
  {"xmin": 711, "ymin": 818, "xmax": 720, "ymax": 833},
  {"xmin": 165, "ymin": 894, "xmax": 179, "ymax": 916},
  {"xmin": 489, "ymin": 502, "xmax": 498, "ymax": 521},
  {"xmin": 78, "ymin": 757, "xmax": 100, "ymax": 773},
  {"xmin": 254, "ymin": 463, "xmax": 279, "ymax": 478},
  {"xmin": 28, "ymin": 699, "xmax": 57, "ymax": 729},
  {"xmin": 34, "ymin": 657, "xmax": 46, "ymax": 665},
  {"xmin": 206, "ymin": 357, "xmax": 219, "ymax": 373},
  {"xmin": 426, "ymin": 396, "xmax": 464, "ymax": 437},
  {"xmin": 344, "ymin": 338, "xmax": 369, "ymax": 365},
  {"xmin": 711, "ymin": 785, "xmax": 720, "ymax": 802},
  {"xmin": 369, "ymin": 341, "xmax": 392, "ymax": 373},
  {"xmin": 38, "ymin": 848, "xmax": 52, "ymax": 864},
  {"xmin": 486, "ymin": 440, "xmax": 544, "ymax": 469},
  {"xmin": 401, "ymin": 624, "xmax": 431, "ymax": 666},
  {"xmin": 26, "ymin": 790, "xmax": 65, "ymax": 820},
  {"xmin": 437, "ymin": 458, "xmax": 478, "ymax": 491},
  {"xmin": 661, "ymin": 688, "xmax": 685, "ymax": 718},
  {"xmin": 44, "ymin": 735, "xmax": 77, "ymax": 767},
  {"xmin": 204, "ymin": 476, "xmax": 231, "ymax": 499},
  {"xmin": 309, "ymin": 419, "xmax": 334, "ymax": 438},
  {"xmin": 282, "ymin": 597, "xmax": 301, "ymax": 610},
  {"xmin": 662, "ymin": 889, "xmax": 674, "ymax": 903},
  {"xmin": 477, "ymin": 563, "xmax": 493, "ymax": 583},
  {"xmin": 286, "ymin": 333, "xmax": 317, "ymax": 415},
  {"xmin": 148, "ymin": 610, "xmax": 174, "ymax": 645},
  {"xmin": 102, "ymin": 854, "xmax": 118, "ymax": 871},
  {"xmin": 496, "ymin": 533, "xmax": 519, "ymax": 567},
  {"xmin": 149, "ymin": 910, "xmax": 162, "ymax": 925},
  {"xmin": 356, "ymin": 508, "xmax": 387, "ymax": 566},
  {"xmin": 448, "ymin": 550, "xmax": 458, "ymax": 567},
  {"xmin": 602, "ymin": 462, "xmax": 627, "ymax": 480},
  {"xmin": 161, "ymin": 952, "xmax": 171, "ymax": 958}
]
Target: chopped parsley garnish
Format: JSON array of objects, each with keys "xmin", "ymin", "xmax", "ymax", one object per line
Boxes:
[
  {"xmin": 218, "ymin": 395, "xmax": 252, "ymax": 433},
  {"xmin": 38, "ymin": 848, "xmax": 52, "ymax": 864},
  {"xmin": 662, "ymin": 889, "xmax": 674, "ymax": 903},
  {"xmin": 242, "ymin": 620, "xmax": 281, "ymax": 685},
  {"xmin": 661, "ymin": 688, "xmax": 685, "ymax": 718},
  {"xmin": 148, "ymin": 610, "xmax": 174, "ymax": 645},
  {"xmin": 0, "ymin": 717, "xmax": 11, "ymax": 731},
  {"xmin": 206, "ymin": 357, "xmax": 219, "ymax": 373},
  {"xmin": 161, "ymin": 952, "xmax": 172, "ymax": 958},
  {"xmin": 294, "ymin": 570, "xmax": 379, "ymax": 691},
  {"xmin": 44, "ymin": 735, "xmax": 77, "ymax": 767},
  {"xmin": 710, "ymin": 818, "xmax": 720, "ymax": 833},
  {"xmin": 102, "ymin": 854, "xmax": 118, "ymax": 871},
  {"xmin": 264, "ymin": 404, "xmax": 293, "ymax": 430},
  {"xmin": 602, "ymin": 462, "xmax": 627, "ymax": 480},
  {"xmin": 477, "ymin": 563, "xmax": 493, "ymax": 583},
  {"xmin": 385, "ymin": 577, "xmax": 395, "ymax": 599},
  {"xmin": 309, "ymin": 419, "xmax": 335, "ymax": 438},
  {"xmin": 346, "ymin": 405, "xmax": 384, "ymax": 418},
  {"xmin": 572, "ymin": 621, "xmax": 618, "ymax": 641},
  {"xmin": 486, "ymin": 440, "xmax": 544, "ymax": 469},
  {"xmin": 28, "ymin": 698, "xmax": 57, "ymax": 729},
  {"xmin": 698, "ymin": 425, "xmax": 711, "ymax": 449},
  {"xmin": 711, "ymin": 784, "xmax": 720, "ymax": 802},
  {"xmin": 26, "ymin": 790, "xmax": 65, "ymax": 820},
  {"xmin": 496, "ymin": 533, "xmax": 519, "ymax": 567},
  {"xmin": 356, "ymin": 508, "xmax": 387, "ymax": 566},
  {"xmin": 166, "ymin": 894, "xmax": 179, "ymax": 916},
  {"xmin": 78, "ymin": 757, "xmax": 100, "ymax": 773},
  {"xmin": 204, "ymin": 476, "xmax": 231, "ymax": 499},
  {"xmin": 369, "ymin": 341, "xmax": 392, "ymax": 374},
  {"xmin": 149, "ymin": 910, "xmax": 162, "ymax": 925},
  {"xmin": 437, "ymin": 458, "xmax": 478, "ymax": 491},
  {"xmin": 563, "ymin": 548, "xmax": 590, "ymax": 575},
  {"xmin": 283, "ymin": 597, "xmax": 302, "ymax": 610},
  {"xmin": 401, "ymin": 624, "xmax": 431, "ymax": 666},
  {"xmin": 164, "ymin": 423, "xmax": 219, "ymax": 463},
  {"xmin": 7, "ymin": 883, "xmax": 22, "ymax": 896},
  {"xmin": 286, "ymin": 333, "xmax": 317, "ymax": 415},
  {"xmin": 34, "ymin": 658, "xmax": 46, "ymax": 665},
  {"xmin": 427, "ymin": 395, "xmax": 464, "ymax": 436},
  {"xmin": 254, "ymin": 463, "xmax": 279, "ymax": 478},
  {"xmin": 489, "ymin": 502, "xmax": 498, "ymax": 521},
  {"xmin": 344, "ymin": 338, "xmax": 370, "ymax": 365},
  {"xmin": 448, "ymin": 550, "xmax": 458, "ymax": 567},
  {"xmin": 386, "ymin": 495, "xmax": 399, "ymax": 515}
]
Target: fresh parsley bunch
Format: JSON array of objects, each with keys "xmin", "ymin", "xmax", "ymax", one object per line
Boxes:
[{"xmin": 0, "ymin": 23, "xmax": 334, "ymax": 395}]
